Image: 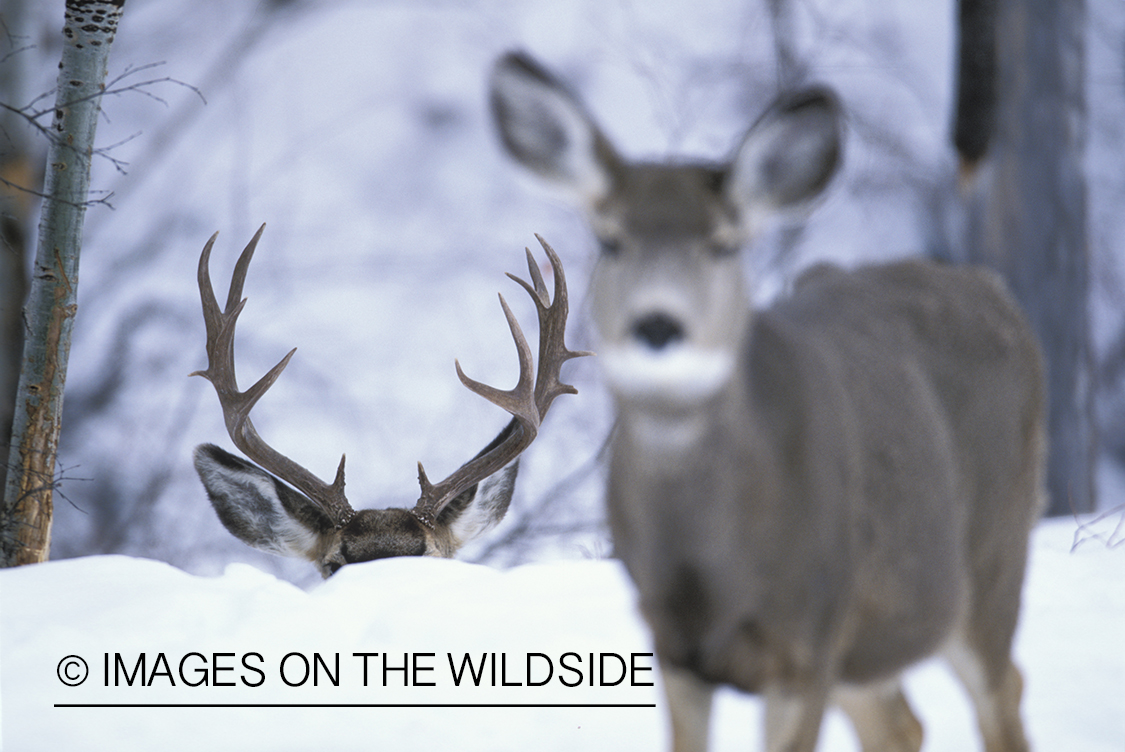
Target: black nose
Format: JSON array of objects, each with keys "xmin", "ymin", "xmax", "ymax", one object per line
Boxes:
[{"xmin": 632, "ymin": 313, "xmax": 685, "ymax": 350}]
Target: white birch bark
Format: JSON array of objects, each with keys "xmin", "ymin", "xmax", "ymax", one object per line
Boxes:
[{"xmin": 2, "ymin": 0, "xmax": 126, "ymax": 566}]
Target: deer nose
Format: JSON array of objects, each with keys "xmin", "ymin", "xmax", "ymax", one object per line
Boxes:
[{"xmin": 632, "ymin": 312, "xmax": 686, "ymax": 350}]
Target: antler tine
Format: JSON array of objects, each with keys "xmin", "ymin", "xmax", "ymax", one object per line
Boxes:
[
  {"xmin": 411, "ymin": 238, "xmax": 590, "ymax": 529},
  {"xmin": 191, "ymin": 225, "xmax": 355, "ymax": 528},
  {"xmin": 454, "ymin": 293, "xmax": 539, "ymax": 420},
  {"xmin": 508, "ymin": 234, "xmax": 594, "ymax": 417},
  {"xmin": 226, "ymin": 223, "xmax": 265, "ymax": 312},
  {"xmin": 413, "ymin": 293, "xmax": 540, "ymax": 530}
]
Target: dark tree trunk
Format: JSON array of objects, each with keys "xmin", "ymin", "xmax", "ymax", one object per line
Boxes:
[
  {"xmin": 0, "ymin": 0, "xmax": 37, "ymax": 506},
  {"xmin": 955, "ymin": 0, "xmax": 1094, "ymax": 516}
]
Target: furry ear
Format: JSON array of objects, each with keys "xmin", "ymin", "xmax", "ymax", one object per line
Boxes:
[
  {"xmin": 193, "ymin": 444, "xmax": 335, "ymax": 560},
  {"xmin": 726, "ymin": 87, "xmax": 843, "ymax": 220},
  {"xmin": 489, "ymin": 51, "xmax": 620, "ymax": 204},
  {"xmin": 439, "ymin": 460, "xmax": 519, "ymax": 550},
  {"xmin": 434, "ymin": 419, "xmax": 522, "ymax": 550}
]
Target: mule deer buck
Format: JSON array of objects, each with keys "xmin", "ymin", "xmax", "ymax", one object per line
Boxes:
[
  {"xmin": 491, "ymin": 51, "xmax": 1044, "ymax": 752},
  {"xmin": 192, "ymin": 226, "xmax": 588, "ymax": 577}
]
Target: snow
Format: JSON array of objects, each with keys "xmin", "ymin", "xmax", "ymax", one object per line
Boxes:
[{"xmin": 1, "ymin": 516, "xmax": 1122, "ymax": 751}]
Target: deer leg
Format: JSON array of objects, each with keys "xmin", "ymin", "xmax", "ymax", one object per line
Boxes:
[
  {"xmin": 763, "ymin": 685, "xmax": 830, "ymax": 752},
  {"xmin": 660, "ymin": 662, "xmax": 713, "ymax": 752},
  {"xmin": 944, "ymin": 638, "xmax": 1030, "ymax": 752},
  {"xmin": 833, "ymin": 679, "xmax": 923, "ymax": 752}
]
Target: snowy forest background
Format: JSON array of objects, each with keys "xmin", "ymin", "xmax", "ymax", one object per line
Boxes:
[{"xmin": 2, "ymin": 0, "xmax": 1124, "ymax": 586}]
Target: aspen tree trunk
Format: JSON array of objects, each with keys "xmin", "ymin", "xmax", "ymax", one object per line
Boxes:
[{"xmin": 1, "ymin": 0, "xmax": 126, "ymax": 566}]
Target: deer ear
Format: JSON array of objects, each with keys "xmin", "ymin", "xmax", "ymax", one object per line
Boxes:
[
  {"xmin": 433, "ymin": 418, "xmax": 523, "ymax": 550},
  {"xmin": 193, "ymin": 444, "xmax": 335, "ymax": 561},
  {"xmin": 727, "ymin": 86, "xmax": 843, "ymax": 220},
  {"xmin": 440, "ymin": 460, "xmax": 519, "ymax": 549},
  {"xmin": 489, "ymin": 51, "xmax": 619, "ymax": 204}
]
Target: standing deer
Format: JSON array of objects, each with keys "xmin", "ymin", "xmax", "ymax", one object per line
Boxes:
[
  {"xmin": 491, "ymin": 51, "xmax": 1044, "ymax": 752},
  {"xmin": 192, "ymin": 226, "xmax": 588, "ymax": 577}
]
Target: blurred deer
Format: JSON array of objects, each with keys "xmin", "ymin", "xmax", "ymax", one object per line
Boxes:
[
  {"xmin": 192, "ymin": 227, "xmax": 588, "ymax": 577},
  {"xmin": 491, "ymin": 51, "xmax": 1043, "ymax": 752}
]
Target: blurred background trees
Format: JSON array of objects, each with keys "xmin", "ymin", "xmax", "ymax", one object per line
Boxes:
[
  {"xmin": 1, "ymin": 0, "xmax": 1121, "ymax": 581},
  {"xmin": 950, "ymin": 0, "xmax": 1094, "ymax": 517}
]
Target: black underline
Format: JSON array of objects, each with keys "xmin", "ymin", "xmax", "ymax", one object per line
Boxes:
[{"xmin": 55, "ymin": 703, "xmax": 656, "ymax": 709}]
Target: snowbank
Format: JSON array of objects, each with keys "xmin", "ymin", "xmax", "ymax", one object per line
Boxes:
[{"xmin": 1, "ymin": 517, "xmax": 1121, "ymax": 751}]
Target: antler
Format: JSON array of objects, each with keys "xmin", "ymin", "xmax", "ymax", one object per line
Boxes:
[
  {"xmin": 411, "ymin": 235, "xmax": 591, "ymax": 529},
  {"xmin": 191, "ymin": 224, "xmax": 356, "ymax": 528}
]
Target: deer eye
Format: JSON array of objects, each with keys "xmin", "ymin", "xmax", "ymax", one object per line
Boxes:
[
  {"xmin": 598, "ymin": 236, "xmax": 623, "ymax": 257},
  {"xmin": 708, "ymin": 240, "xmax": 739, "ymax": 258}
]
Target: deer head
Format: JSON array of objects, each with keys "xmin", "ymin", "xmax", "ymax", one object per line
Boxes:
[
  {"xmin": 191, "ymin": 226, "xmax": 589, "ymax": 577},
  {"xmin": 490, "ymin": 51, "xmax": 841, "ymax": 414}
]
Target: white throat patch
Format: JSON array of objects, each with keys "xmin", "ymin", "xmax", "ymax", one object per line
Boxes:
[{"xmin": 599, "ymin": 343, "xmax": 735, "ymax": 406}]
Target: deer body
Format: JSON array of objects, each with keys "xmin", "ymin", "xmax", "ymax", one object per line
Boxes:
[
  {"xmin": 610, "ymin": 259, "xmax": 1041, "ymax": 688},
  {"xmin": 492, "ymin": 52, "xmax": 1043, "ymax": 752}
]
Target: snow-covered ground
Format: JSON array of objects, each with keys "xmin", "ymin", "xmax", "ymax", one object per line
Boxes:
[{"xmin": 1, "ymin": 515, "xmax": 1122, "ymax": 751}]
